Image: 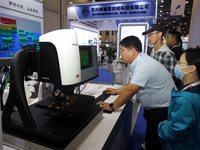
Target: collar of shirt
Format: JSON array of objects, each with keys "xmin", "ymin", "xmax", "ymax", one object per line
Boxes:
[
  {"xmin": 170, "ymin": 45, "xmax": 181, "ymax": 50},
  {"xmin": 151, "ymin": 43, "xmax": 172, "ymax": 56},
  {"xmin": 130, "ymin": 52, "xmax": 143, "ymax": 71},
  {"xmin": 182, "ymin": 80, "xmax": 200, "ymax": 91}
]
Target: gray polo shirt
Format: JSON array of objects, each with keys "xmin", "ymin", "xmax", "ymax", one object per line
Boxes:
[{"xmin": 130, "ymin": 53, "xmax": 175, "ymax": 109}]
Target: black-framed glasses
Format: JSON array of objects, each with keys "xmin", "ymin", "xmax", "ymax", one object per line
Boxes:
[{"xmin": 146, "ymin": 31, "xmax": 159, "ymax": 37}]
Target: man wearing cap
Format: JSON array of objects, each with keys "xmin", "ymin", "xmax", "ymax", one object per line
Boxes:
[{"xmin": 142, "ymin": 24, "xmax": 177, "ymax": 81}]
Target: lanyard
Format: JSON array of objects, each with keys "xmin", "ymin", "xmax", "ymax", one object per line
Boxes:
[{"xmin": 182, "ymin": 80, "xmax": 200, "ymax": 91}]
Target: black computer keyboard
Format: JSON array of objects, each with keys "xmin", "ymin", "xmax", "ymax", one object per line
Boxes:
[
  {"xmin": 95, "ymin": 92, "xmax": 112, "ymax": 114},
  {"xmin": 95, "ymin": 92, "xmax": 111, "ymax": 103}
]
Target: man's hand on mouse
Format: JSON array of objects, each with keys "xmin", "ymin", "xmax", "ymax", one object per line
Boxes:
[
  {"xmin": 104, "ymin": 88, "xmax": 117, "ymax": 95},
  {"xmin": 96, "ymin": 101, "xmax": 112, "ymax": 111}
]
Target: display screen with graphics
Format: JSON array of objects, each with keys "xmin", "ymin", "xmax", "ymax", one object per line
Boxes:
[
  {"xmin": 73, "ymin": 26, "xmax": 98, "ymax": 46},
  {"xmin": 0, "ymin": 13, "xmax": 41, "ymax": 58},
  {"xmin": 118, "ymin": 23, "xmax": 148, "ymax": 54},
  {"xmin": 79, "ymin": 46, "xmax": 98, "ymax": 84},
  {"xmin": 79, "ymin": 49, "xmax": 92, "ymax": 69}
]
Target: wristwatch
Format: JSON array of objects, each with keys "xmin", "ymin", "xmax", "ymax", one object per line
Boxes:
[{"xmin": 109, "ymin": 103, "xmax": 115, "ymax": 111}]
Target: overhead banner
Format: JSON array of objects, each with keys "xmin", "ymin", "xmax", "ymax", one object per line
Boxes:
[
  {"xmin": 170, "ymin": 0, "xmax": 186, "ymax": 16},
  {"xmin": 74, "ymin": 1, "xmax": 156, "ymax": 20}
]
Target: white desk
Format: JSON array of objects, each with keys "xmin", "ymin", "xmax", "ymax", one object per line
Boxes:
[
  {"xmin": 3, "ymin": 83, "xmax": 140, "ymax": 150},
  {"xmin": 77, "ymin": 83, "xmax": 140, "ymax": 150}
]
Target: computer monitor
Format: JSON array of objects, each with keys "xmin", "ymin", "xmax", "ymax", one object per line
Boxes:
[
  {"xmin": 79, "ymin": 45, "xmax": 98, "ymax": 85},
  {"xmin": 117, "ymin": 22, "xmax": 149, "ymax": 57}
]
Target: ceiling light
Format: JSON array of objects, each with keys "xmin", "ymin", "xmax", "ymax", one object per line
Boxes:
[
  {"xmin": 160, "ymin": 15, "xmax": 162, "ymax": 16},
  {"xmin": 160, "ymin": 5, "xmax": 163, "ymax": 7},
  {"xmin": 173, "ymin": 21, "xmax": 175, "ymax": 22},
  {"xmin": 183, "ymin": 15, "xmax": 185, "ymax": 17},
  {"xmin": 92, "ymin": 0, "xmax": 95, "ymax": 2},
  {"xmin": 160, "ymin": 10, "xmax": 162, "ymax": 12},
  {"xmin": 185, "ymin": 23, "xmax": 187, "ymax": 25},
  {"xmin": 180, "ymin": 23, "xmax": 182, "ymax": 25},
  {"xmin": 166, "ymin": 12, "xmax": 168, "ymax": 14},
  {"xmin": 161, "ymin": 0, "xmax": 164, "ymax": 3},
  {"xmin": 166, "ymin": 25, "xmax": 168, "ymax": 26},
  {"xmin": 183, "ymin": 28, "xmax": 185, "ymax": 29},
  {"xmin": 173, "ymin": 26, "xmax": 175, "ymax": 28},
  {"xmin": 186, "ymin": 1, "xmax": 189, "ymax": 3},
  {"xmin": 164, "ymin": 18, "xmax": 166, "ymax": 20},
  {"xmin": 69, "ymin": 1, "xmax": 73, "ymax": 4}
]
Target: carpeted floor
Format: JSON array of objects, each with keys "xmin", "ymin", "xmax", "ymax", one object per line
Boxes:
[
  {"xmin": 128, "ymin": 107, "xmax": 147, "ymax": 150},
  {"xmin": 92, "ymin": 68, "xmax": 113, "ymax": 84}
]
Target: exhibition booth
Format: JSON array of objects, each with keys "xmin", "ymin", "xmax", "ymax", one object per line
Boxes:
[{"xmin": 1, "ymin": 0, "xmax": 157, "ymax": 150}]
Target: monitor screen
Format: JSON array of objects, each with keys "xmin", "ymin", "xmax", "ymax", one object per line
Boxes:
[
  {"xmin": 120, "ymin": 25, "xmax": 146, "ymax": 52},
  {"xmin": 117, "ymin": 23, "xmax": 149, "ymax": 57},
  {"xmin": 79, "ymin": 45, "xmax": 98, "ymax": 84},
  {"xmin": 73, "ymin": 27, "xmax": 98, "ymax": 46}
]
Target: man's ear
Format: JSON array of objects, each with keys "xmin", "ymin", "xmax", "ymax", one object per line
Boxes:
[
  {"xmin": 158, "ymin": 32, "xmax": 163, "ymax": 38},
  {"xmin": 130, "ymin": 48, "xmax": 136, "ymax": 56}
]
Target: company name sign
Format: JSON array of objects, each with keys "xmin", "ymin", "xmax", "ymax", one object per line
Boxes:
[{"xmin": 75, "ymin": 1, "xmax": 156, "ymax": 20}]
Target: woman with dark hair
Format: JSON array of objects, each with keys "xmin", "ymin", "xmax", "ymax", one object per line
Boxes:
[{"xmin": 158, "ymin": 48, "xmax": 200, "ymax": 150}]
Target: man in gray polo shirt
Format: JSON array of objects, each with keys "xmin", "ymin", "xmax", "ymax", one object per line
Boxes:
[{"xmin": 97, "ymin": 36, "xmax": 175, "ymax": 150}]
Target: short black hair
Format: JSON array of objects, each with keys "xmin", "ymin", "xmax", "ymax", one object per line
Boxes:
[
  {"xmin": 169, "ymin": 29, "xmax": 182, "ymax": 46},
  {"xmin": 119, "ymin": 36, "xmax": 142, "ymax": 52},
  {"xmin": 184, "ymin": 48, "xmax": 200, "ymax": 78}
]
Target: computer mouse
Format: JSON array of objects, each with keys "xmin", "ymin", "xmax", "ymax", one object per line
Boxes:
[{"xmin": 103, "ymin": 90, "xmax": 110, "ymax": 94}]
